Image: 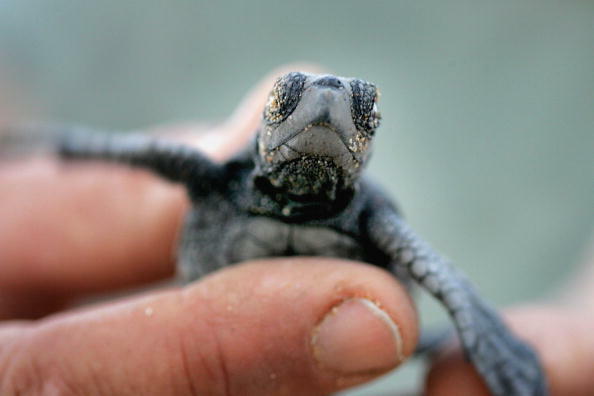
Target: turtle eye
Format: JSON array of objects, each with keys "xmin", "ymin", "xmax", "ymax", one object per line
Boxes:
[
  {"xmin": 263, "ymin": 72, "xmax": 307, "ymax": 125},
  {"xmin": 350, "ymin": 79, "xmax": 381, "ymax": 135}
]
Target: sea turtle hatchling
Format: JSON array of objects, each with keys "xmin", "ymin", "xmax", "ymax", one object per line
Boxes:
[{"xmin": 33, "ymin": 72, "xmax": 547, "ymax": 395}]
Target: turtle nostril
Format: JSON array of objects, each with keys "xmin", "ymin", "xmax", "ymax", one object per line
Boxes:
[{"xmin": 314, "ymin": 76, "xmax": 343, "ymax": 89}]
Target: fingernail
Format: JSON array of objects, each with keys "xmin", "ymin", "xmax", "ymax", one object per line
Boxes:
[{"xmin": 311, "ymin": 298, "xmax": 404, "ymax": 375}]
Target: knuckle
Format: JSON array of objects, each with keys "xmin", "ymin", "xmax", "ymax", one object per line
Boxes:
[
  {"xmin": 1, "ymin": 328, "xmax": 85, "ymax": 396},
  {"xmin": 175, "ymin": 313, "xmax": 233, "ymax": 396}
]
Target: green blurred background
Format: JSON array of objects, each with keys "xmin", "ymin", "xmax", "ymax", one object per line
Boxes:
[{"xmin": 1, "ymin": 1, "xmax": 592, "ymax": 394}]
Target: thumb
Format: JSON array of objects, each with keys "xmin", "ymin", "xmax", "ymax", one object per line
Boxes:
[{"xmin": 1, "ymin": 259, "xmax": 418, "ymax": 396}]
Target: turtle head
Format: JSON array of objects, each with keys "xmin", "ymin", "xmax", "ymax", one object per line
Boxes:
[{"xmin": 255, "ymin": 72, "xmax": 381, "ymax": 201}]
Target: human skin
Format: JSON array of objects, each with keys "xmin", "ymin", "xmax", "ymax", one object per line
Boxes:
[{"xmin": 1, "ymin": 65, "xmax": 593, "ymax": 395}]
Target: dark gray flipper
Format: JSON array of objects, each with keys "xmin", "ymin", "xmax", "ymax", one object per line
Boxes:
[
  {"xmin": 3, "ymin": 125, "xmax": 222, "ymax": 193},
  {"xmin": 368, "ymin": 209, "xmax": 548, "ymax": 396},
  {"xmin": 58, "ymin": 129, "xmax": 222, "ymax": 191}
]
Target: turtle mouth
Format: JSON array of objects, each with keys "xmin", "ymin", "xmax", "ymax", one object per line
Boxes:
[{"xmin": 265, "ymin": 123, "xmax": 356, "ymax": 167}]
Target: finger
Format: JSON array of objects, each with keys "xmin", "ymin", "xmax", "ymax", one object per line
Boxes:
[
  {"xmin": 0, "ymin": 159, "xmax": 187, "ymax": 296},
  {"xmin": 1, "ymin": 259, "xmax": 418, "ymax": 396},
  {"xmin": 425, "ymin": 307, "xmax": 594, "ymax": 396},
  {"xmin": 0, "ymin": 64, "xmax": 322, "ymax": 302}
]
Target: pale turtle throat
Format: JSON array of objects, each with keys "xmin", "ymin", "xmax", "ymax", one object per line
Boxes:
[{"xmin": 263, "ymin": 155, "xmax": 344, "ymax": 201}]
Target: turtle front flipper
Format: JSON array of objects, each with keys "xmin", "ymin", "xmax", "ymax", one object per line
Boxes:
[
  {"xmin": 58, "ymin": 128, "xmax": 223, "ymax": 194},
  {"xmin": 367, "ymin": 207, "xmax": 548, "ymax": 396}
]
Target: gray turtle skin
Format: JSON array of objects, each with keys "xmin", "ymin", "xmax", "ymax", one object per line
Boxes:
[{"xmin": 57, "ymin": 72, "xmax": 547, "ymax": 396}]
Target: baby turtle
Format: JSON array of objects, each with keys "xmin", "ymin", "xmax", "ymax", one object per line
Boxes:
[{"xmin": 52, "ymin": 72, "xmax": 546, "ymax": 395}]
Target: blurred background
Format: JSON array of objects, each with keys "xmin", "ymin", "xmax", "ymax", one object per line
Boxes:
[{"xmin": 0, "ymin": 1, "xmax": 593, "ymax": 394}]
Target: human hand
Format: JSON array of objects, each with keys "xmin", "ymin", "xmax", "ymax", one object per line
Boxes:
[{"xmin": 0, "ymin": 65, "xmax": 419, "ymax": 395}]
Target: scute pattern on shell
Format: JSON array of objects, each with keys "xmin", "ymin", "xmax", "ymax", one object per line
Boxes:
[
  {"xmin": 264, "ymin": 72, "xmax": 307, "ymax": 125},
  {"xmin": 350, "ymin": 79, "xmax": 381, "ymax": 135}
]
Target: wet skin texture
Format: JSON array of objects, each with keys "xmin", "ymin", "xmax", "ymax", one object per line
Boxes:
[{"xmin": 58, "ymin": 72, "xmax": 548, "ymax": 396}]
